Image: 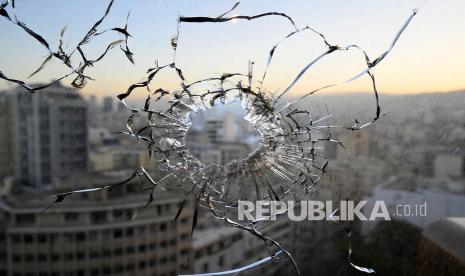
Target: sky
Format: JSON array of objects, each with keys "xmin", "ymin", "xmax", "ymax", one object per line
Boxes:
[{"xmin": 1, "ymin": 0, "xmax": 464, "ymax": 100}]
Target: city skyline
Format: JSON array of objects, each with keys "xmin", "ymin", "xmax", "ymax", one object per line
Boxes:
[
  {"xmin": 1, "ymin": 0, "xmax": 464, "ymax": 99},
  {"xmin": 0, "ymin": 72, "xmax": 463, "ymax": 276}
]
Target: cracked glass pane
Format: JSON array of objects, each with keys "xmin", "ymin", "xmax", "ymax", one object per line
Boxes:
[{"xmin": 1, "ymin": 1, "xmax": 464, "ymax": 276}]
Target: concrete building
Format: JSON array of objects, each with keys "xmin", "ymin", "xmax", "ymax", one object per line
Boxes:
[
  {"xmin": 204, "ymin": 113, "xmax": 237, "ymax": 145},
  {"xmin": 192, "ymin": 227, "xmax": 243, "ymax": 274},
  {"xmin": 198, "ymin": 149, "xmax": 222, "ymax": 165},
  {"xmin": 87, "ymin": 95, "xmax": 99, "ymax": 115},
  {"xmin": 89, "ymin": 146, "xmax": 151, "ymax": 172},
  {"xmin": 217, "ymin": 142, "xmax": 252, "ymax": 164},
  {"xmin": 0, "ymin": 95, "xmax": 15, "ymax": 181},
  {"xmin": 186, "ymin": 114, "xmax": 254, "ymax": 165},
  {"xmin": 0, "ymin": 84, "xmax": 88, "ymax": 187},
  {"xmin": 242, "ymin": 218, "xmax": 292, "ymax": 275},
  {"xmin": 102, "ymin": 97, "xmax": 113, "ymax": 113},
  {"xmin": 0, "ymin": 174, "xmax": 193, "ymax": 276},
  {"xmin": 185, "ymin": 131, "xmax": 252, "ymax": 165},
  {"xmin": 205, "ymin": 118, "xmax": 223, "ymax": 145},
  {"xmin": 87, "ymin": 107, "xmax": 139, "ymax": 134},
  {"xmin": 88, "ymin": 127, "xmax": 118, "ymax": 147},
  {"xmin": 192, "ymin": 220, "xmax": 291, "ymax": 276}
]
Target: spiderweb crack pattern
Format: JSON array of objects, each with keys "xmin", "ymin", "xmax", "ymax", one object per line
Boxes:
[{"xmin": 0, "ymin": 1, "xmax": 425, "ymax": 274}]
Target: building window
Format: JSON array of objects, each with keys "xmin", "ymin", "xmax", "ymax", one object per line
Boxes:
[
  {"xmin": 126, "ymin": 246, "xmax": 134, "ymax": 254},
  {"xmin": 25, "ymin": 254, "xmax": 34, "ymax": 262},
  {"xmin": 65, "ymin": 212, "xmax": 79, "ymax": 222},
  {"xmin": 76, "ymin": 232, "xmax": 86, "ymax": 241},
  {"xmin": 24, "ymin": 234, "xmax": 34, "ymax": 243},
  {"xmin": 103, "ymin": 250, "xmax": 111, "ymax": 257},
  {"xmin": 90, "ymin": 211, "xmax": 107, "ymax": 224},
  {"xmin": 90, "ymin": 251, "xmax": 99, "ymax": 258},
  {"xmin": 77, "ymin": 252, "xmax": 85, "ymax": 260},
  {"xmin": 112, "ymin": 209, "xmax": 123, "ymax": 219},
  {"xmin": 126, "ymin": 264, "xmax": 134, "ymax": 271},
  {"xmin": 64, "ymin": 233, "xmax": 74, "ymax": 242},
  {"xmin": 11, "ymin": 234, "xmax": 21, "ymax": 243},
  {"xmin": 15, "ymin": 214, "xmax": 35, "ymax": 225},
  {"xmin": 138, "ymin": 261, "xmax": 146, "ymax": 269},
  {"xmin": 115, "ymin": 265, "xmax": 123, "ymax": 273},
  {"xmin": 137, "ymin": 226, "xmax": 146, "ymax": 234},
  {"xmin": 181, "ymin": 248, "xmax": 190, "ymax": 256},
  {"xmin": 113, "ymin": 229, "xmax": 122, "ymax": 238},
  {"xmin": 13, "ymin": 254, "xmax": 21, "ymax": 263},
  {"xmin": 218, "ymin": 255, "xmax": 224, "ymax": 267},
  {"xmin": 38, "ymin": 234, "xmax": 47, "ymax": 243},
  {"xmin": 64, "ymin": 253, "xmax": 74, "ymax": 261}
]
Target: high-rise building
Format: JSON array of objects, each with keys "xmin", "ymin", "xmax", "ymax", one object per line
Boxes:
[
  {"xmin": 89, "ymin": 145, "xmax": 151, "ymax": 172},
  {"xmin": 102, "ymin": 97, "xmax": 113, "ymax": 113},
  {"xmin": 0, "ymin": 95, "xmax": 15, "ymax": 181},
  {"xmin": 204, "ymin": 113, "xmax": 237, "ymax": 144},
  {"xmin": 186, "ymin": 112, "xmax": 257, "ymax": 165},
  {"xmin": 87, "ymin": 95, "xmax": 99, "ymax": 116},
  {"xmin": 0, "ymin": 83, "xmax": 88, "ymax": 187},
  {"xmin": 0, "ymin": 174, "xmax": 193, "ymax": 276}
]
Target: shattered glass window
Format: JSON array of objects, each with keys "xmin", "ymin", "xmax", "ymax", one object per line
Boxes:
[{"xmin": 1, "ymin": 0, "xmax": 465, "ymax": 276}]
